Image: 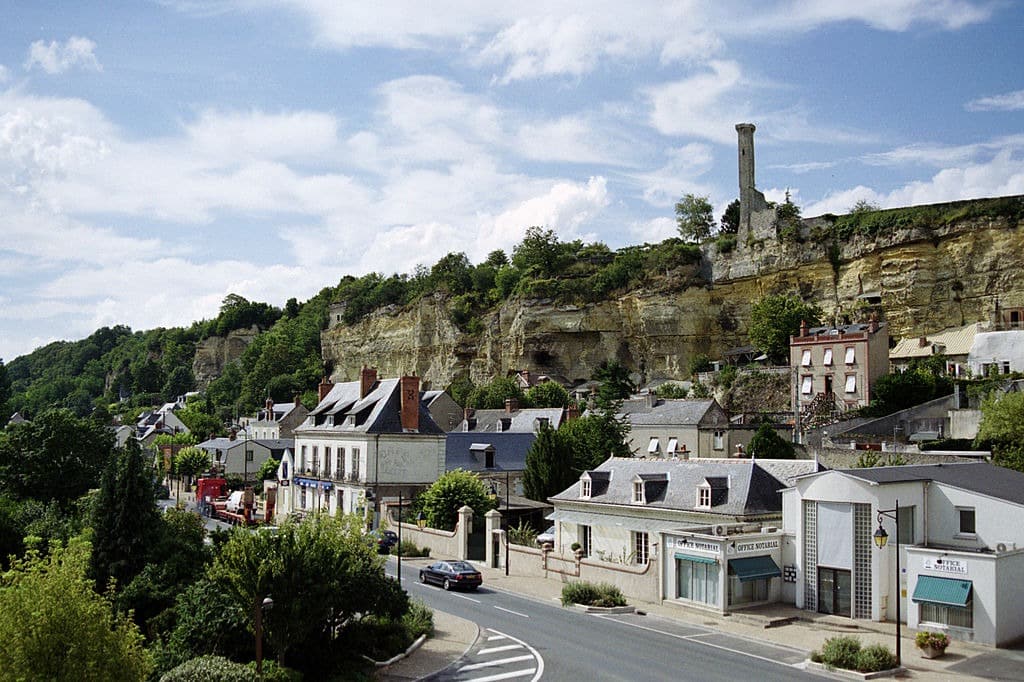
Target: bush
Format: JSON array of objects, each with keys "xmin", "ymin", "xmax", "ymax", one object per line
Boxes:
[
  {"xmin": 855, "ymin": 644, "xmax": 898, "ymax": 672},
  {"xmin": 507, "ymin": 519, "xmax": 538, "ymax": 546},
  {"xmin": 403, "ymin": 600, "xmax": 435, "ymax": 639},
  {"xmin": 159, "ymin": 655, "xmax": 252, "ymax": 682},
  {"xmin": 560, "ymin": 581, "xmax": 627, "ymax": 608},
  {"xmin": 819, "ymin": 636, "xmax": 862, "ymax": 670},
  {"xmin": 394, "ymin": 539, "xmax": 429, "ymax": 557}
]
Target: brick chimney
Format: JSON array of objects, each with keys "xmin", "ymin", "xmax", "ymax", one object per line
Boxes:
[
  {"xmin": 265, "ymin": 397, "xmax": 274, "ymax": 412},
  {"xmin": 318, "ymin": 376, "xmax": 334, "ymax": 402},
  {"xmin": 505, "ymin": 397, "xmax": 519, "ymax": 414},
  {"xmin": 799, "ymin": 319, "xmax": 809, "ymax": 338},
  {"xmin": 400, "ymin": 376, "xmax": 420, "ymax": 431},
  {"xmin": 565, "ymin": 403, "xmax": 580, "ymax": 422},
  {"xmin": 360, "ymin": 366, "xmax": 378, "ymax": 398}
]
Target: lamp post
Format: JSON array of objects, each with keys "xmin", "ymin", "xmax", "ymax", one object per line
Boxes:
[
  {"xmin": 504, "ymin": 470, "xmax": 510, "ymax": 576},
  {"xmin": 255, "ymin": 595, "xmax": 274, "ymax": 677},
  {"xmin": 397, "ymin": 491, "xmax": 403, "ymax": 585},
  {"xmin": 873, "ymin": 499, "xmax": 901, "ymax": 666}
]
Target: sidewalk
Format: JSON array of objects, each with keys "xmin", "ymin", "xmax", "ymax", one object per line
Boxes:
[{"xmin": 382, "ymin": 557, "xmax": 1011, "ymax": 681}]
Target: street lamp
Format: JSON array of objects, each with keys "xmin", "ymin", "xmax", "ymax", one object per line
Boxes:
[
  {"xmin": 489, "ymin": 474, "xmax": 511, "ymax": 576},
  {"xmin": 397, "ymin": 491, "xmax": 403, "ymax": 585},
  {"xmin": 873, "ymin": 499, "xmax": 902, "ymax": 666},
  {"xmin": 255, "ymin": 595, "xmax": 274, "ymax": 676}
]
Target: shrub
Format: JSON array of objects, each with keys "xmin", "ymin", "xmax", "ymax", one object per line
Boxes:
[
  {"xmin": 159, "ymin": 655, "xmax": 253, "ymax": 682},
  {"xmin": 819, "ymin": 636, "xmax": 862, "ymax": 670},
  {"xmin": 247, "ymin": 661, "xmax": 304, "ymax": 682},
  {"xmin": 403, "ymin": 600, "xmax": 435, "ymax": 639},
  {"xmin": 395, "ymin": 539, "xmax": 429, "ymax": 557},
  {"xmin": 508, "ymin": 519, "xmax": 539, "ymax": 546},
  {"xmin": 855, "ymin": 644, "xmax": 898, "ymax": 672},
  {"xmin": 916, "ymin": 631, "xmax": 950, "ymax": 649},
  {"xmin": 560, "ymin": 581, "xmax": 627, "ymax": 608}
]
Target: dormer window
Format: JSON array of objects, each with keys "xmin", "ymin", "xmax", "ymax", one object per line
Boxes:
[
  {"xmin": 581, "ymin": 477, "xmax": 592, "ymax": 498},
  {"xmin": 697, "ymin": 485, "xmax": 712, "ymax": 509},
  {"xmin": 633, "ymin": 480, "xmax": 645, "ymax": 504},
  {"xmin": 345, "ymin": 415, "xmax": 356, "ymax": 428},
  {"xmin": 534, "ymin": 417, "xmax": 549, "ymax": 432}
]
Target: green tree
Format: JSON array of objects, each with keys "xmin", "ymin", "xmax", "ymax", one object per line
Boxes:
[
  {"xmin": 162, "ymin": 366, "xmax": 195, "ymax": 402},
  {"xmin": 0, "ymin": 538, "xmax": 152, "ymax": 681},
  {"xmin": 748, "ymin": 293, "xmax": 823, "ymax": 364},
  {"xmin": 175, "ymin": 445, "xmax": 211, "ymax": 482},
  {"xmin": 720, "ymin": 198, "xmax": 740, "ymax": 234},
  {"xmin": 512, "ymin": 226, "xmax": 575, "ymax": 278},
  {"xmin": 0, "ymin": 358, "xmax": 11, "ymax": 427},
  {"xmin": 467, "ymin": 376, "xmax": 527, "ymax": 410},
  {"xmin": 560, "ymin": 411, "xmax": 631, "ymax": 471},
  {"xmin": 867, "ymin": 369, "xmax": 952, "ymax": 417},
  {"xmin": 0, "ymin": 408, "xmax": 114, "ymax": 505},
  {"xmin": 417, "ymin": 470, "xmax": 495, "ymax": 531},
  {"xmin": 154, "ymin": 577, "xmax": 252, "ymax": 674},
  {"xmin": 746, "ymin": 423, "xmax": 795, "ymax": 459},
  {"xmin": 849, "ymin": 199, "xmax": 881, "ymax": 214},
  {"xmin": 90, "ymin": 440, "xmax": 163, "ymax": 592},
  {"xmin": 446, "ymin": 377, "xmax": 475, "ymax": 407},
  {"xmin": 975, "ymin": 391, "xmax": 1024, "ymax": 472},
  {"xmin": 523, "ymin": 424, "xmax": 576, "ymax": 502},
  {"xmin": 774, "ymin": 189, "xmax": 802, "ymax": 240},
  {"xmin": 593, "ymin": 360, "xmax": 633, "ymax": 409},
  {"xmin": 675, "ymin": 193, "xmax": 715, "ymax": 242},
  {"xmin": 430, "ymin": 252, "xmax": 474, "ymax": 295},
  {"xmin": 525, "ymin": 382, "xmax": 570, "ymax": 408},
  {"xmin": 257, "ymin": 456, "xmax": 280, "ymax": 481}
]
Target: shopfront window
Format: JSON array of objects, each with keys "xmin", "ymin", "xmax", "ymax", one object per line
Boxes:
[
  {"xmin": 920, "ymin": 600, "xmax": 973, "ymax": 629},
  {"xmin": 676, "ymin": 556, "xmax": 719, "ymax": 606},
  {"xmin": 729, "ymin": 575, "xmax": 768, "ymax": 605}
]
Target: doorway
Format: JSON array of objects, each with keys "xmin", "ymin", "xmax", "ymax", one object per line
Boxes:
[{"xmin": 818, "ymin": 567, "xmax": 852, "ymax": 616}]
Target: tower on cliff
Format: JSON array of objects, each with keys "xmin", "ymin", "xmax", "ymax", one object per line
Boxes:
[{"xmin": 736, "ymin": 123, "xmax": 768, "ymax": 231}]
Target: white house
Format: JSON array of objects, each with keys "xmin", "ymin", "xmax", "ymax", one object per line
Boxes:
[
  {"xmin": 783, "ymin": 462, "xmax": 1024, "ymax": 646},
  {"xmin": 968, "ymin": 330, "xmax": 1024, "ymax": 376},
  {"xmin": 277, "ymin": 368, "xmax": 446, "ymax": 526}
]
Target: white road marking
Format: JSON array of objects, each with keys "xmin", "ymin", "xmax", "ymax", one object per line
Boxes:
[
  {"xmin": 478, "ymin": 644, "xmax": 524, "ymax": 655},
  {"xmin": 485, "ymin": 632, "xmax": 509, "ymax": 641},
  {"xmin": 479, "ymin": 628, "xmax": 544, "ymax": 682},
  {"xmin": 454, "ymin": 593, "xmax": 481, "ymax": 603},
  {"xmin": 493, "ymin": 605, "xmax": 529, "ymax": 618},
  {"xmin": 458, "ymin": 655, "xmax": 534, "ymax": 671},
  {"xmin": 469, "ymin": 668, "xmax": 538, "ymax": 681}
]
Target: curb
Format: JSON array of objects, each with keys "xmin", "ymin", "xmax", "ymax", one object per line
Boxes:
[
  {"xmin": 805, "ymin": 661, "xmax": 907, "ymax": 680},
  {"xmin": 365, "ymin": 634, "xmax": 429, "ymax": 668},
  {"xmin": 571, "ymin": 604, "xmax": 637, "ymax": 615}
]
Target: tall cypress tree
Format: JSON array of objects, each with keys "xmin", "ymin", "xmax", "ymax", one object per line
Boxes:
[
  {"xmin": 523, "ymin": 424, "xmax": 575, "ymax": 502},
  {"xmin": 90, "ymin": 439, "xmax": 162, "ymax": 591}
]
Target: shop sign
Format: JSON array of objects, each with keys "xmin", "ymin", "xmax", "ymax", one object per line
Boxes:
[
  {"xmin": 674, "ymin": 538, "xmax": 719, "ymax": 554},
  {"xmin": 730, "ymin": 539, "xmax": 780, "ymax": 554},
  {"xmin": 923, "ymin": 557, "xmax": 968, "ymax": 575}
]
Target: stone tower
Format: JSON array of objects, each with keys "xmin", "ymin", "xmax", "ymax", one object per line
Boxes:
[{"xmin": 736, "ymin": 123, "xmax": 768, "ymax": 231}]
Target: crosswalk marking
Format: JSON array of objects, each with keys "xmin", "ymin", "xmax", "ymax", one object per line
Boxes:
[
  {"xmin": 469, "ymin": 668, "xmax": 537, "ymax": 682},
  {"xmin": 458, "ymin": 655, "xmax": 534, "ymax": 672},
  {"xmin": 478, "ymin": 644, "xmax": 524, "ymax": 656}
]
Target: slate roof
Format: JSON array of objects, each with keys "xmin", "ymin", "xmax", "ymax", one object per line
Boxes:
[
  {"xmin": 445, "ymin": 432, "xmax": 535, "ymax": 472},
  {"xmin": 617, "ymin": 398, "xmax": 720, "ymax": 426},
  {"xmin": 830, "ymin": 462, "xmax": 1024, "ymax": 506},
  {"xmin": 459, "ymin": 407, "xmax": 564, "ymax": 433},
  {"xmin": 299, "ymin": 378, "xmax": 445, "ymax": 435},
  {"xmin": 551, "ymin": 457, "xmax": 822, "ymax": 516}
]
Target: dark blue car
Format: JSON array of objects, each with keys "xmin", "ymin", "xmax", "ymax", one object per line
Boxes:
[{"xmin": 418, "ymin": 560, "xmax": 482, "ymax": 591}]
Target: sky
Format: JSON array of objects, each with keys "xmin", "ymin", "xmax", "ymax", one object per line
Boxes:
[{"xmin": 1, "ymin": 1, "xmax": 1023, "ymax": 363}]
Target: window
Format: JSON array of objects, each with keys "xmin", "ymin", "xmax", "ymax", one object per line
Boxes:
[
  {"xmin": 580, "ymin": 525, "xmax": 591, "ymax": 557},
  {"xmin": 634, "ymin": 532, "xmax": 649, "ymax": 565},
  {"xmin": 351, "ymin": 448, "xmax": 360, "ymax": 480},
  {"xmin": 801, "ymin": 349, "xmax": 812, "ymax": 366},
  {"xmin": 324, "ymin": 447, "xmax": 332, "ymax": 477},
  {"xmin": 633, "ymin": 481, "xmax": 645, "ymax": 504},
  {"xmin": 647, "ymin": 438, "xmax": 660, "ymax": 454},
  {"xmin": 845, "ymin": 346, "xmax": 856, "ymax": 365},
  {"xmin": 581, "ymin": 478, "xmax": 591, "ymax": 497},
  {"xmin": 713, "ymin": 430, "xmax": 724, "ymax": 450},
  {"xmin": 312, "ymin": 446, "xmax": 319, "ymax": 473},
  {"xmin": 485, "ymin": 450, "xmax": 495, "ymax": 468},
  {"xmin": 898, "ymin": 505, "xmax": 915, "ymax": 544},
  {"xmin": 300, "ymin": 486, "xmax": 307, "ymax": 509},
  {"xmin": 823, "ymin": 348, "xmax": 834, "ymax": 366},
  {"xmin": 844, "ymin": 374, "xmax": 857, "ymax": 393},
  {"xmin": 957, "ymin": 507, "xmax": 976, "ymax": 535},
  {"xmin": 676, "ymin": 558, "xmax": 720, "ymax": 605},
  {"xmin": 666, "ymin": 437, "xmax": 678, "ymax": 455},
  {"xmin": 697, "ymin": 486, "xmax": 711, "ymax": 508},
  {"xmin": 300, "ymin": 445, "xmax": 307, "ymax": 471},
  {"xmin": 245, "ymin": 449, "xmax": 254, "ymax": 462},
  {"xmin": 920, "ymin": 600, "xmax": 973, "ymax": 629},
  {"xmin": 801, "ymin": 376, "xmax": 813, "ymax": 395}
]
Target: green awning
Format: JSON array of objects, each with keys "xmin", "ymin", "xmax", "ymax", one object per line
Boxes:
[
  {"xmin": 675, "ymin": 553, "xmax": 716, "ymax": 564},
  {"xmin": 729, "ymin": 555, "xmax": 782, "ymax": 582},
  {"xmin": 912, "ymin": 576, "xmax": 972, "ymax": 606}
]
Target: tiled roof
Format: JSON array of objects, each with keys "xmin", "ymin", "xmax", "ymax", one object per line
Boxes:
[{"xmin": 890, "ymin": 322, "xmax": 983, "ymax": 360}]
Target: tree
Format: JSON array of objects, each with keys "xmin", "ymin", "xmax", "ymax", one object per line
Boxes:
[
  {"xmin": 975, "ymin": 391, "xmax": 1024, "ymax": 472},
  {"xmin": 416, "ymin": 470, "xmax": 495, "ymax": 531},
  {"xmin": 675, "ymin": 193, "xmax": 714, "ymax": 243},
  {"xmin": 175, "ymin": 446, "xmax": 211, "ymax": 482},
  {"xmin": 154, "ymin": 577, "xmax": 252, "ymax": 674},
  {"xmin": 720, "ymin": 199, "xmax": 740, "ymax": 234},
  {"xmin": 559, "ymin": 411, "xmax": 631, "ymax": 471},
  {"xmin": 593, "ymin": 360, "xmax": 633, "ymax": 409},
  {"xmin": 867, "ymin": 369, "xmax": 952, "ymax": 417},
  {"xmin": 0, "ymin": 408, "xmax": 114, "ymax": 505},
  {"xmin": 511, "ymin": 226, "xmax": 574, "ymax": 279},
  {"xmin": 523, "ymin": 424, "xmax": 576, "ymax": 502},
  {"xmin": 162, "ymin": 366, "xmax": 195, "ymax": 402},
  {"xmin": 774, "ymin": 189, "xmax": 802, "ymax": 240},
  {"xmin": 257, "ymin": 456, "xmax": 280, "ymax": 481},
  {"xmin": 849, "ymin": 199, "xmax": 881, "ymax": 214},
  {"xmin": 467, "ymin": 377, "xmax": 526, "ymax": 410},
  {"xmin": 748, "ymin": 293, "xmax": 823, "ymax": 364},
  {"xmin": 0, "ymin": 538, "xmax": 152, "ymax": 681},
  {"xmin": 430, "ymin": 252, "xmax": 473, "ymax": 295},
  {"xmin": 0, "ymin": 359, "xmax": 11, "ymax": 427},
  {"xmin": 90, "ymin": 440, "xmax": 163, "ymax": 592},
  {"xmin": 525, "ymin": 381, "xmax": 570, "ymax": 408},
  {"xmin": 746, "ymin": 423, "xmax": 796, "ymax": 459},
  {"xmin": 446, "ymin": 376, "xmax": 475, "ymax": 407}
]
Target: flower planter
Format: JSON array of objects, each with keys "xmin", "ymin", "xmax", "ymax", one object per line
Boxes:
[{"xmin": 918, "ymin": 644, "xmax": 947, "ymax": 659}]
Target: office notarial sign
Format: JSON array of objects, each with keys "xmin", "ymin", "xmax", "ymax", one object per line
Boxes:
[
  {"xmin": 923, "ymin": 557, "xmax": 968, "ymax": 575},
  {"xmin": 675, "ymin": 538, "xmax": 719, "ymax": 554},
  {"xmin": 732, "ymin": 539, "xmax": 780, "ymax": 554}
]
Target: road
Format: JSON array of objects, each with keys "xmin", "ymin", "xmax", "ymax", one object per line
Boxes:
[{"xmin": 386, "ymin": 561, "xmax": 829, "ymax": 682}]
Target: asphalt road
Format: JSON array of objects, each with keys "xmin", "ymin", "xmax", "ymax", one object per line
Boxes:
[{"xmin": 386, "ymin": 562, "xmax": 830, "ymax": 682}]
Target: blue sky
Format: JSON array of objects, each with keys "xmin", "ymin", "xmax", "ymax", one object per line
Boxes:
[{"xmin": 1, "ymin": 1, "xmax": 1022, "ymax": 362}]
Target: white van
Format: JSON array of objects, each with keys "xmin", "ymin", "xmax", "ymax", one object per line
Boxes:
[{"xmin": 225, "ymin": 490, "xmax": 245, "ymax": 513}]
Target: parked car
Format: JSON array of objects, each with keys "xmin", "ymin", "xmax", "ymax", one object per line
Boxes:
[
  {"xmin": 418, "ymin": 561, "xmax": 482, "ymax": 591},
  {"xmin": 536, "ymin": 525, "xmax": 555, "ymax": 546},
  {"xmin": 369, "ymin": 529, "xmax": 398, "ymax": 554}
]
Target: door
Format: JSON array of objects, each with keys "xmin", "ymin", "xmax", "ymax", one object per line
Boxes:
[{"xmin": 817, "ymin": 567, "xmax": 852, "ymax": 617}]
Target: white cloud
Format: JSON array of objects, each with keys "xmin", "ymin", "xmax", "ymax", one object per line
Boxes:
[
  {"xmin": 636, "ymin": 143, "xmax": 716, "ymax": 207},
  {"xmin": 25, "ymin": 36, "xmax": 102, "ymax": 74},
  {"xmin": 645, "ymin": 61, "xmax": 747, "ymax": 144},
  {"xmin": 628, "ymin": 216, "xmax": 678, "ymax": 244},
  {"xmin": 185, "ymin": 109, "xmax": 340, "ymax": 161},
  {"xmin": 743, "ymin": 0, "xmax": 993, "ymax": 33},
  {"xmin": 863, "ymin": 135, "xmax": 1024, "ymax": 167},
  {"xmin": 966, "ymin": 89, "xmax": 1024, "ymax": 112}
]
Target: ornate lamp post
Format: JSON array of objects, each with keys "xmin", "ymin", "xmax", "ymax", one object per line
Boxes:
[
  {"xmin": 397, "ymin": 491, "xmax": 403, "ymax": 584},
  {"xmin": 873, "ymin": 499, "xmax": 902, "ymax": 666},
  {"xmin": 255, "ymin": 595, "xmax": 274, "ymax": 676}
]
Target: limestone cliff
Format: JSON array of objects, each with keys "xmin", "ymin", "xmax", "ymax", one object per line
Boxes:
[
  {"xmin": 192, "ymin": 326, "xmax": 259, "ymax": 387},
  {"xmin": 321, "ymin": 200, "xmax": 1023, "ymax": 389}
]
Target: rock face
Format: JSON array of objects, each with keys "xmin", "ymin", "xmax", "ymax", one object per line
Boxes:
[
  {"xmin": 321, "ymin": 204, "xmax": 1023, "ymax": 389},
  {"xmin": 192, "ymin": 326, "xmax": 260, "ymax": 387}
]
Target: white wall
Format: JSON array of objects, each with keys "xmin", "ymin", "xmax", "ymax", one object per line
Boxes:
[
  {"xmin": 994, "ymin": 551, "xmax": 1024, "ymax": 646},
  {"xmin": 926, "ymin": 483, "xmax": 1024, "ymax": 550}
]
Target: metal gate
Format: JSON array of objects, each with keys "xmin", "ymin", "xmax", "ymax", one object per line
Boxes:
[{"xmin": 467, "ymin": 526, "xmax": 486, "ymax": 561}]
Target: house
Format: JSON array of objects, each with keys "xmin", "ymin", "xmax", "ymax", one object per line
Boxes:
[
  {"xmin": 547, "ymin": 457, "xmax": 820, "ymax": 613},
  {"xmin": 135, "ymin": 402, "xmax": 190, "ymax": 446},
  {"xmin": 889, "ymin": 322, "xmax": 982, "ymax": 377},
  {"xmin": 967, "ymin": 330, "xmax": 1024, "ymax": 376},
  {"xmin": 276, "ymin": 368, "xmax": 446, "ymax": 526},
  {"xmin": 783, "ymin": 462, "xmax": 1024, "ymax": 646},
  {"xmin": 791, "ymin": 318, "xmax": 888, "ymax": 433},
  {"xmin": 196, "ymin": 435, "xmax": 290, "ymax": 482},
  {"xmin": 249, "ymin": 398, "xmax": 309, "ymax": 439},
  {"xmin": 458, "ymin": 400, "xmax": 568, "ymax": 434},
  {"xmin": 617, "ymin": 396, "xmax": 733, "ymax": 458},
  {"xmin": 423, "ymin": 390, "xmax": 463, "ymax": 432}
]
